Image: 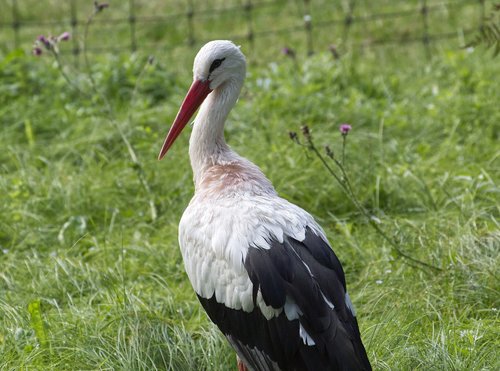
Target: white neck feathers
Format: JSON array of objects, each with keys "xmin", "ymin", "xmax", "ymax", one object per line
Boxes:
[
  {"xmin": 189, "ymin": 78, "xmax": 241, "ymax": 184},
  {"xmin": 187, "ymin": 78, "xmax": 276, "ymax": 197}
]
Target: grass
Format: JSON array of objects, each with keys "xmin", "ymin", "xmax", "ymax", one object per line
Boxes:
[{"xmin": 1, "ymin": 2, "xmax": 499, "ymax": 370}]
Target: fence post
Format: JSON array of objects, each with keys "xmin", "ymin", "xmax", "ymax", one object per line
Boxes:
[
  {"xmin": 129, "ymin": 0, "xmax": 137, "ymax": 52},
  {"xmin": 12, "ymin": 0, "xmax": 20, "ymax": 48},
  {"xmin": 70, "ymin": 0, "xmax": 79, "ymax": 64},
  {"xmin": 478, "ymin": 0, "xmax": 485, "ymax": 32},
  {"xmin": 342, "ymin": 0, "xmax": 356, "ymax": 45},
  {"xmin": 303, "ymin": 0, "xmax": 313, "ymax": 55},
  {"xmin": 244, "ymin": 0, "xmax": 254, "ymax": 51},
  {"xmin": 187, "ymin": 0, "xmax": 195, "ymax": 46},
  {"xmin": 420, "ymin": 0, "xmax": 430, "ymax": 58}
]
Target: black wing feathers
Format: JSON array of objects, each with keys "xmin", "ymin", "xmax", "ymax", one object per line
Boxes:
[
  {"xmin": 198, "ymin": 294, "xmax": 303, "ymax": 369},
  {"xmin": 198, "ymin": 227, "xmax": 371, "ymax": 371},
  {"xmin": 245, "ymin": 241, "xmax": 292, "ymax": 308},
  {"xmin": 300, "ymin": 226, "xmax": 347, "ymax": 289}
]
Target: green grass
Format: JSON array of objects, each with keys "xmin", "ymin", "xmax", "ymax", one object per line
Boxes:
[{"xmin": 1, "ymin": 6, "xmax": 499, "ymax": 370}]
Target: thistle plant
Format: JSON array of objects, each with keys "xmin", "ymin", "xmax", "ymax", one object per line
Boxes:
[
  {"xmin": 32, "ymin": 32, "xmax": 83, "ymax": 95},
  {"xmin": 290, "ymin": 124, "xmax": 442, "ymax": 272},
  {"xmin": 31, "ymin": 2, "xmax": 157, "ymax": 222}
]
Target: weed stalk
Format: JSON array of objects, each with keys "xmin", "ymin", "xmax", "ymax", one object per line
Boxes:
[
  {"xmin": 292, "ymin": 125, "xmax": 442, "ymax": 273},
  {"xmin": 42, "ymin": 2, "xmax": 157, "ymax": 222}
]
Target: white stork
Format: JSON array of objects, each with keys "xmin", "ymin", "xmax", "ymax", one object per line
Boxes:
[{"xmin": 158, "ymin": 40, "xmax": 371, "ymax": 371}]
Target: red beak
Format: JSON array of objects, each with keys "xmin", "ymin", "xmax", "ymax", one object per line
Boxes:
[{"xmin": 158, "ymin": 79, "xmax": 212, "ymax": 160}]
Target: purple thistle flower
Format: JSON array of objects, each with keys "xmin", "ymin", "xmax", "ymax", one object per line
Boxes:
[
  {"xmin": 340, "ymin": 123, "xmax": 352, "ymax": 135},
  {"xmin": 37, "ymin": 35, "xmax": 51, "ymax": 48},
  {"xmin": 32, "ymin": 47, "xmax": 43, "ymax": 56},
  {"xmin": 58, "ymin": 32, "xmax": 71, "ymax": 42}
]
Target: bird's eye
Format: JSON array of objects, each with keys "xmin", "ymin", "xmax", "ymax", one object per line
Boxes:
[{"xmin": 209, "ymin": 58, "xmax": 225, "ymax": 73}]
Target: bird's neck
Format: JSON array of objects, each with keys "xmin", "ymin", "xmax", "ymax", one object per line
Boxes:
[{"xmin": 189, "ymin": 78, "xmax": 242, "ymax": 187}]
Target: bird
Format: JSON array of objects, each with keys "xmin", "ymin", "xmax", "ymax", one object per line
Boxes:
[{"xmin": 158, "ymin": 40, "xmax": 371, "ymax": 371}]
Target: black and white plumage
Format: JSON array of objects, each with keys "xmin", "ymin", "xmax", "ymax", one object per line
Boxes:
[{"xmin": 158, "ymin": 40, "xmax": 371, "ymax": 371}]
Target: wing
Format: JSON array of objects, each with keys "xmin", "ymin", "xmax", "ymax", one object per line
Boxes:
[{"xmin": 197, "ymin": 226, "xmax": 371, "ymax": 371}]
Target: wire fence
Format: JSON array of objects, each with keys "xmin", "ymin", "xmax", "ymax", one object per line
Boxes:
[{"xmin": 0, "ymin": 0, "xmax": 488, "ymax": 58}]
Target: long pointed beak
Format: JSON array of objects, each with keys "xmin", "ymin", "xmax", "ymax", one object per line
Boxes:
[{"xmin": 158, "ymin": 79, "xmax": 212, "ymax": 160}]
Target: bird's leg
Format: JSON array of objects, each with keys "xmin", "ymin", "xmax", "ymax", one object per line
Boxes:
[{"xmin": 237, "ymin": 355, "xmax": 248, "ymax": 371}]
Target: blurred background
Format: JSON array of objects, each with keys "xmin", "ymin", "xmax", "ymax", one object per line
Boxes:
[{"xmin": 0, "ymin": 0, "xmax": 487, "ymax": 63}]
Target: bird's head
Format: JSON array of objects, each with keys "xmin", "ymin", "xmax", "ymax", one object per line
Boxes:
[
  {"xmin": 194, "ymin": 40, "xmax": 246, "ymax": 90},
  {"xmin": 158, "ymin": 40, "xmax": 246, "ymax": 160}
]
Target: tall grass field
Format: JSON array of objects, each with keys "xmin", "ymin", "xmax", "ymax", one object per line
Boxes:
[{"xmin": 1, "ymin": 1, "xmax": 499, "ymax": 370}]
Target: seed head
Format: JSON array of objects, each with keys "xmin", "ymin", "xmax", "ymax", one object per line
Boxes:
[
  {"xmin": 282, "ymin": 47, "xmax": 296, "ymax": 58},
  {"xmin": 301, "ymin": 125, "xmax": 311, "ymax": 140},
  {"xmin": 94, "ymin": 1, "xmax": 109, "ymax": 12},
  {"xmin": 329, "ymin": 44, "xmax": 340, "ymax": 60},
  {"xmin": 325, "ymin": 145, "xmax": 334, "ymax": 159}
]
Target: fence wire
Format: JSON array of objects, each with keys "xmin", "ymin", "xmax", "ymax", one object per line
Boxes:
[{"xmin": 0, "ymin": 0, "xmax": 487, "ymax": 58}]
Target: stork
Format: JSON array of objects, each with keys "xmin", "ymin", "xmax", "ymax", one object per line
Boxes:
[{"xmin": 158, "ymin": 40, "xmax": 371, "ymax": 371}]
